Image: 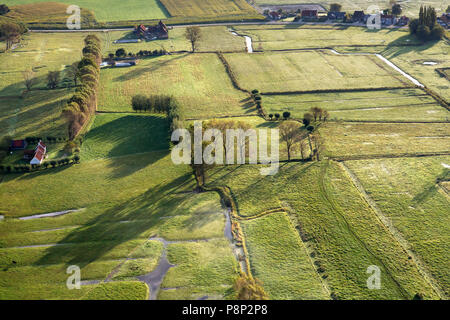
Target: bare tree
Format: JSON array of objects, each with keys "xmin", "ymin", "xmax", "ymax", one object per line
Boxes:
[
  {"xmin": 311, "ymin": 133, "xmax": 325, "ymax": 161},
  {"xmin": 299, "ymin": 138, "xmax": 308, "ymax": 160},
  {"xmin": 279, "ymin": 120, "xmax": 302, "ymax": 161},
  {"xmin": 47, "ymin": 70, "xmax": 60, "ymax": 89},
  {"xmin": 65, "ymin": 62, "xmax": 80, "ymax": 87},
  {"xmin": 185, "ymin": 26, "xmax": 202, "ymax": 52},
  {"xmin": 22, "ymin": 69, "xmax": 37, "ymax": 91}
]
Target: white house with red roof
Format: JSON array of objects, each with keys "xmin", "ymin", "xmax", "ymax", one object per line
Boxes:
[{"xmin": 30, "ymin": 141, "xmax": 47, "ymax": 165}]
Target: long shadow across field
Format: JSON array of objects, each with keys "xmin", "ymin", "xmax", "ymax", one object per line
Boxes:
[{"xmin": 34, "ymin": 172, "xmax": 193, "ymax": 268}]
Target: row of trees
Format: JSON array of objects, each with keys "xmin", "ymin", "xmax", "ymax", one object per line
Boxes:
[
  {"xmin": 112, "ymin": 48, "xmax": 167, "ymax": 59},
  {"xmin": 0, "ymin": 155, "xmax": 80, "ymax": 173},
  {"xmin": 62, "ymin": 35, "xmax": 101, "ymax": 140},
  {"xmin": 131, "ymin": 94, "xmax": 184, "ymax": 131},
  {"xmin": 279, "ymin": 120, "xmax": 324, "ymax": 161},
  {"xmin": 409, "ymin": 6, "xmax": 444, "ymax": 41}
]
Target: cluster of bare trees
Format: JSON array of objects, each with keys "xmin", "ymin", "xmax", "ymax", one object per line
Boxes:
[
  {"xmin": 187, "ymin": 119, "xmax": 252, "ymax": 190},
  {"xmin": 303, "ymin": 107, "xmax": 330, "ymax": 126},
  {"xmin": 279, "ymin": 120, "xmax": 324, "ymax": 161}
]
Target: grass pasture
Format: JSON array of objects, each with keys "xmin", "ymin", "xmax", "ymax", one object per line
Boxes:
[
  {"xmin": 81, "ymin": 113, "xmax": 169, "ymax": 161},
  {"xmin": 346, "ymin": 156, "xmax": 450, "ymax": 296},
  {"xmin": 98, "ymin": 53, "xmax": 252, "ymax": 118},
  {"xmin": 262, "ymin": 88, "xmax": 449, "ymax": 121},
  {"xmin": 233, "ymin": 25, "xmax": 419, "ymax": 51},
  {"xmin": 224, "ymin": 50, "xmax": 409, "ymax": 93},
  {"xmin": 321, "ymin": 122, "xmax": 450, "ymax": 158},
  {"xmin": 105, "ymin": 26, "xmax": 247, "ymax": 55},
  {"xmin": 160, "ymin": 0, "xmax": 256, "ymax": 18},
  {"xmin": 7, "ymin": 0, "xmax": 169, "ymax": 23},
  {"xmin": 0, "ymin": 172, "xmax": 237, "ymax": 299},
  {"xmin": 209, "ymin": 162, "xmax": 439, "ymax": 299},
  {"xmin": 241, "ymin": 212, "xmax": 328, "ymax": 299}
]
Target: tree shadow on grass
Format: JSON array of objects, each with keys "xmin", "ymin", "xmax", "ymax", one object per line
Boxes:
[
  {"xmin": 112, "ymin": 54, "xmax": 187, "ymax": 82},
  {"xmin": 382, "ymin": 35, "xmax": 441, "ymax": 59},
  {"xmin": 33, "ymin": 172, "xmax": 193, "ymax": 268}
]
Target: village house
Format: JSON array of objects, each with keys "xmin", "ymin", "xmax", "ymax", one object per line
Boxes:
[
  {"xmin": 396, "ymin": 16, "xmax": 409, "ymax": 26},
  {"xmin": 381, "ymin": 14, "xmax": 396, "ymax": 25},
  {"xmin": 24, "ymin": 140, "xmax": 47, "ymax": 165},
  {"xmin": 352, "ymin": 11, "xmax": 365, "ymax": 23},
  {"xmin": 328, "ymin": 11, "xmax": 346, "ymax": 21},
  {"xmin": 437, "ymin": 13, "xmax": 450, "ymax": 29},
  {"xmin": 134, "ymin": 21, "xmax": 169, "ymax": 40},
  {"xmin": 268, "ymin": 11, "xmax": 281, "ymax": 20},
  {"xmin": 301, "ymin": 9, "xmax": 318, "ymax": 19}
]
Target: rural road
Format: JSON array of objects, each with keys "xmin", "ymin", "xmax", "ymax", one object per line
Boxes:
[{"xmin": 29, "ymin": 20, "xmax": 409, "ymax": 33}]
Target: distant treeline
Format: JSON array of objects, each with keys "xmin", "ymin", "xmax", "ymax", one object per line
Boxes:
[{"xmin": 62, "ymin": 35, "xmax": 101, "ymax": 140}]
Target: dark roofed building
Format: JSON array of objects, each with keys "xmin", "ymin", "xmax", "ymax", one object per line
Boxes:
[
  {"xmin": 134, "ymin": 21, "xmax": 169, "ymax": 40},
  {"xmin": 10, "ymin": 140, "xmax": 27, "ymax": 151},
  {"xmin": 302, "ymin": 9, "xmax": 318, "ymax": 18},
  {"xmin": 328, "ymin": 12, "xmax": 346, "ymax": 20},
  {"xmin": 353, "ymin": 10, "xmax": 365, "ymax": 22}
]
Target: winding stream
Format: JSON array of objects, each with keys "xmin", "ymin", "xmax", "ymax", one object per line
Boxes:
[{"xmin": 229, "ymin": 30, "xmax": 253, "ymax": 53}]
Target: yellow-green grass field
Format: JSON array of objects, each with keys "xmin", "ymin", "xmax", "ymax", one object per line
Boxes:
[
  {"xmin": 0, "ymin": 158, "xmax": 238, "ymax": 300},
  {"xmin": 262, "ymin": 88, "xmax": 449, "ymax": 122},
  {"xmin": 0, "ymin": 90, "xmax": 70, "ymax": 139},
  {"xmin": 382, "ymin": 41, "xmax": 450, "ymax": 103},
  {"xmin": 320, "ymin": 122, "xmax": 450, "ymax": 158},
  {"xmin": 241, "ymin": 212, "xmax": 329, "ymax": 299},
  {"xmin": 208, "ymin": 161, "xmax": 439, "ymax": 299},
  {"xmin": 5, "ymin": 2, "xmax": 97, "ymax": 27},
  {"xmin": 81, "ymin": 113, "xmax": 170, "ymax": 161},
  {"xmin": 346, "ymin": 156, "xmax": 450, "ymax": 296},
  {"xmin": 224, "ymin": 50, "xmax": 409, "ymax": 93},
  {"xmin": 98, "ymin": 53, "xmax": 253, "ymax": 118},
  {"xmin": 0, "ymin": 32, "xmax": 96, "ymax": 96},
  {"xmin": 160, "ymin": 0, "xmax": 256, "ymax": 18},
  {"xmin": 253, "ymin": 0, "xmax": 447, "ymax": 17},
  {"xmin": 7, "ymin": 0, "xmax": 169, "ymax": 22},
  {"xmin": 233, "ymin": 25, "xmax": 420, "ymax": 51},
  {"xmin": 104, "ymin": 26, "xmax": 247, "ymax": 55},
  {"xmin": 161, "ymin": 239, "xmax": 239, "ymax": 299}
]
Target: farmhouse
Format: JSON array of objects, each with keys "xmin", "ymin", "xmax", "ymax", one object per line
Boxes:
[
  {"xmin": 301, "ymin": 9, "xmax": 318, "ymax": 19},
  {"xmin": 26, "ymin": 140, "xmax": 47, "ymax": 165},
  {"xmin": 352, "ymin": 11, "xmax": 365, "ymax": 22},
  {"xmin": 328, "ymin": 12, "xmax": 346, "ymax": 20},
  {"xmin": 268, "ymin": 11, "xmax": 281, "ymax": 20},
  {"xmin": 437, "ymin": 14, "xmax": 450, "ymax": 29},
  {"xmin": 381, "ymin": 14, "xmax": 395, "ymax": 25},
  {"xmin": 134, "ymin": 21, "xmax": 169, "ymax": 40}
]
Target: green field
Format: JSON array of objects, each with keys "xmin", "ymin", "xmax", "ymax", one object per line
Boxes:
[
  {"xmin": 346, "ymin": 157, "xmax": 450, "ymax": 296},
  {"xmin": 233, "ymin": 25, "xmax": 420, "ymax": 51},
  {"xmin": 7, "ymin": 0, "xmax": 169, "ymax": 22},
  {"xmin": 262, "ymin": 88, "xmax": 448, "ymax": 121},
  {"xmin": 98, "ymin": 53, "xmax": 252, "ymax": 118},
  {"xmin": 224, "ymin": 50, "xmax": 409, "ymax": 92},
  {"xmin": 105, "ymin": 26, "xmax": 247, "ymax": 54},
  {"xmin": 161, "ymin": 0, "xmax": 256, "ymax": 17},
  {"xmin": 209, "ymin": 162, "xmax": 439, "ymax": 299},
  {"xmin": 81, "ymin": 113, "xmax": 169, "ymax": 161},
  {"xmin": 321, "ymin": 122, "xmax": 450, "ymax": 158}
]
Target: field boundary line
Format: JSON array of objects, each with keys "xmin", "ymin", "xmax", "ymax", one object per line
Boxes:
[
  {"xmin": 339, "ymin": 162, "xmax": 447, "ymax": 299},
  {"xmin": 330, "ymin": 151, "xmax": 450, "ymax": 162},
  {"xmin": 260, "ymin": 86, "xmax": 413, "ymax": 96},
  {"xmin": 319, "ymin": 161, "xmax": 410, "ymax": 299}
]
